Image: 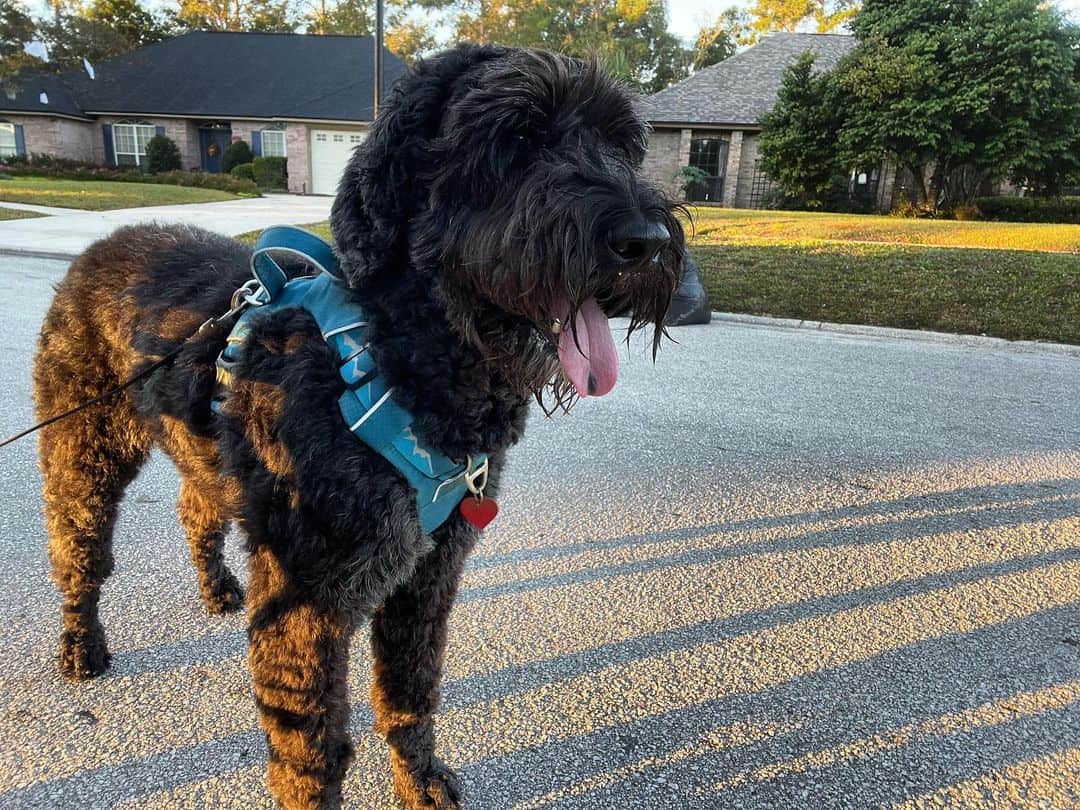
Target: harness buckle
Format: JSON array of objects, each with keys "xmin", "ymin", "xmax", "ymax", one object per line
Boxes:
[{"xmin": 463, "ymin": 456, "xmax": 489, "ymax": 500}]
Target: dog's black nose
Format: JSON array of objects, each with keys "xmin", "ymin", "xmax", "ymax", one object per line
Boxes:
[{"xmin": 609, "ymin": 217, "xmax": 671, "ymax": 266}]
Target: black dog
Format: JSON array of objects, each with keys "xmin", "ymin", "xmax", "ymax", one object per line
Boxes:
[{"xmin": 33, "ymin": 44, "xmax": 684, "ymax": 808}]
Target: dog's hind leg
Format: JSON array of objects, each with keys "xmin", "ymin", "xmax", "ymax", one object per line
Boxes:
[
  {"xmin": 36, "ymin": 386, "xmax": 149, "ymax": 680},
  {"xmin": 370, "ymin": 522, "xmax": 476, "ymax": 810},
  {"xmin": 177, "ymin": 478, "xmax": 243, "ymax": 614}
]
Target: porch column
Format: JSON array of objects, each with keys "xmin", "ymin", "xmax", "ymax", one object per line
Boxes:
[{"xmin": 722, "ymin": 130, "xmax": 743, "ymax": 206}]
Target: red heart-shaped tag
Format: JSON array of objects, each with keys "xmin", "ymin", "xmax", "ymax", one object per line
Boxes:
[{"xmin": 460, "ymin": 497, "xmax": 499, "ymax": 530}]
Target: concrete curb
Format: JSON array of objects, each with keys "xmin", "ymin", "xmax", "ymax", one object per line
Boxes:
[
  {"xmin": 709, "ymin": 311, "xmax": 1080, "ymax": 358},
  {"xmin": 0, "ymin": 247, "xmax": 78, "ymax": 261}
]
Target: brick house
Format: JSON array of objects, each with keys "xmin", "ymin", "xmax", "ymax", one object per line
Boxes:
[
  {"xmin": 638, "ymin": 33, "xmax": 896, "ymax": 209},
  {"xmin": 0, "ymin": 31, "xmax": 406, "ymax": 195}
]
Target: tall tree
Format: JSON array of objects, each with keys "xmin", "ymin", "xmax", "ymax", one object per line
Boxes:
[
  {"xmin": 691, "ymin": 7, "xmax": 748, "ymax": 71},
  {"xmin": 36, "ymin": 14, "xmax": 133, "ymax": 70},
  {"xmin": 758, "ymin": 51, "xmax": 848, "ymax": 207},
  {"xmin": 841, "ymin": 0, "xmax": 1080, "ymax": 206},
  {"xmin": 173, "ymin": 0, "xmax": 295, "ymax": 31},
  {"xmin": 748, "ymin": 0, "xmax": 859, "ymax": 39},
  {"xmin": 0, "ymin": 0, "xmax": 42, "ymax": 93},
  {"xmin": 87, "ymin": 0, "xmax": 172, "ymax": 47}
]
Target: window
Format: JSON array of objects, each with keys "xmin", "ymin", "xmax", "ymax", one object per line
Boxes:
[
  {"xmin": 0, "ymin": 123, "xmax": 16, "ymax": 158},
  {"xmin": 332, "ymin": 134, "xmax": 344, "ymax": 143},
  {"xmin": 687, "ymin": 137, "xmax": 729, "ymax": 203},
  {"xmin": 112, "ymin": 121, "xmax": 156, "ymax": 167},
  {"xmin": 260, "ymin": 128, "xmax": 286, "ymax": 157}
]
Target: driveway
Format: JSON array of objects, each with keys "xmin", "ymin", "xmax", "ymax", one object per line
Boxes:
[
  {"xmin": 0, "ymin": 193, "xmax": 333, "ymax": 258},
  {"xmin": 0, "ymin": 256, "xmax": 1078, "ymax": 808}
]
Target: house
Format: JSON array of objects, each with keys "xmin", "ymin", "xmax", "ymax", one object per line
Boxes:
[
  {"xmin": 0, "ymin": 31, "xmax": 407, "ymax": 195},
  {"xmin": 639, "ymin": 33, "xmax": 876, "ymax": 209}
]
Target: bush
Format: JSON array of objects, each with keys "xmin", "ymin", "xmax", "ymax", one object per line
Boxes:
[
  {"xmin": 253, "ymin": 156, "xmax": 287, "ymax": 190},
  {"xmin": 0, "ymin": 159, "xmax": 259, "ymax": 195},
  {"xmin": 975, "ymin": 196, "xmax": 1080, "ymax": 224},
  {"xmin": 222, "ymin": 140, "xmax": 254, "ymax": 174},
  {"xmin": 145, "ymin": 135, "xmax": 182, "ymax": 174},
  {"xmin": 230, "ymin": 162, "xmax": 256, "ymax": 182}
]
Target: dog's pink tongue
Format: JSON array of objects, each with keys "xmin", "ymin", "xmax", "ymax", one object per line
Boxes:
[{"xmin": 557, "ymin": 296, "xmax": 619, "ymax": 397}]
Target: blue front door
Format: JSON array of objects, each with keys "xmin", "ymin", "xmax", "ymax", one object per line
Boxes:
[{"xmin": 199, "ymin": 127, "xmax": 232, "ymax": 173}]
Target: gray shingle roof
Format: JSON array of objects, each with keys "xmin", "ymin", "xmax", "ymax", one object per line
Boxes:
[
  {"xmin": 1, "ymin": 31, "xmax": 407, "ymax": 122},
  {"xmin": 640, "ymin": 33, "xmax": 856, "ymax": 128}
]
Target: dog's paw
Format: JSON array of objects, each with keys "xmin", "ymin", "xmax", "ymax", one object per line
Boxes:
[
  {"xmin": 392, "ymin": 756, "xmax": 463, "ymax": 809},
  {"xmin": 202, "ymin": 570, "xmax": 245, "ymax": 615},
  {"xmin": 58, "ymin": 627, "xmax": 111, "ymax": 680}
]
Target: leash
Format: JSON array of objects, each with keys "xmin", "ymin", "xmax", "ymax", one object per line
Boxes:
[{"xmin": 0, "ymin": 279, "xmax": 263, "ymax": 450}]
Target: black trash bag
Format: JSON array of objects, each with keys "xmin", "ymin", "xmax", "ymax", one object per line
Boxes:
[{"xmin": 665, "ymin": 253, "xmax": 711, "ymax": 326}]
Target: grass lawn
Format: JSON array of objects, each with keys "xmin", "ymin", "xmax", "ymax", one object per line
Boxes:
[
  {"xmin": 689, "ymin": 207, "xmax": 1080, "ymax": 254},
  {"xmin": 0, "ymin": 177, "xmax": 240, "ymax": 210},
  {"xmin": 239, "ymin": 208, "xmax": 1080, "ymax": 344},
  {"xmin": 0, "ymin": 205, "xmax": 46, "ymax": 221}
]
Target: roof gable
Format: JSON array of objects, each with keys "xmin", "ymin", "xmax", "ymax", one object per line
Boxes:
[{"xmin": 640, "ymin": 33, "xmax": 856, "ymax": 128}]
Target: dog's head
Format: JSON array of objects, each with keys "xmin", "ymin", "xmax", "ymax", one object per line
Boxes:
[{"xmin": 332, "ymin": 44, "xmax": 685, "ymax": 409}]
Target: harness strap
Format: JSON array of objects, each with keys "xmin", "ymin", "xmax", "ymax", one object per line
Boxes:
[{"xmin": 217, "ymin": 227, "xmax": 487, "ymax": 534}]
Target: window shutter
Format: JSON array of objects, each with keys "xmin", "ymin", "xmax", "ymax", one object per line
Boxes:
[
  {"xmin": 251, "ymin": 130, "xmax": 262, "ymax": 157},
  {"xmin": 155, "ymin": 126, "xmax": 165, "ymax": 138},
  {"xmin": 13, "ymin": 125, "xmax": 25, "ymax": 157},
  {"xmin": 102, "ymin": 124, "xmax": 114, "ymax": 165}
]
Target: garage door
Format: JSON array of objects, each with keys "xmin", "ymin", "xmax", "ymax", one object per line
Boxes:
[{"xmin": 310, "ymin": 128, "xmax": 367, "ymax": 196}]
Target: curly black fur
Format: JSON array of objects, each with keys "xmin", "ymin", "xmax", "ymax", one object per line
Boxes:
[{"xmin": 33, "ymin": 44, "xmax": 683, "ymax": 809}]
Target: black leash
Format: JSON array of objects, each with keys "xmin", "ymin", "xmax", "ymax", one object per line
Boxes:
[
  {"xmin": 0, "ymin": 346, "xmax": 185, "ymax": 449},
  {"xmin": 0, "ymin": 279, "xmax": 263, "ymax": 451}
]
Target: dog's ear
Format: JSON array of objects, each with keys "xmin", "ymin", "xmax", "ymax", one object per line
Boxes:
[{"xmin": 331, "ymin": 43, "xmax": 508, "ymax": 290}]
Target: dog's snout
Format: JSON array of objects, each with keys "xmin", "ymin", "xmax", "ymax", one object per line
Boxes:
[{"xmin": 608, "ymin": 217, "xmax": 671, "ymax": 266}]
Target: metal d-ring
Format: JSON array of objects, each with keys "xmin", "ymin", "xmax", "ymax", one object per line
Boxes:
[{"xmin": 463, "ymin": 456, "xmax": 489, "ymax": 500}]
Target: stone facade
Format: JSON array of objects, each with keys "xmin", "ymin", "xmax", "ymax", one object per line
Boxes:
[
  {"xmin": 286, "ymin": 123, "xmax": 310, "ymax": 194},
  {"xmin": 2, "ymin": 115, "xmax": 96, "ymax": 162},
  {"xmin": 641, "ymin": 128, "xmax": 690, "ymax": 199}
]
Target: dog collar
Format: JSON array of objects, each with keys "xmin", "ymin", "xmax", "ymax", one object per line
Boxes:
[{"xmin": 212, "ymin": 226, "xmax": 491, "ymax": 534}]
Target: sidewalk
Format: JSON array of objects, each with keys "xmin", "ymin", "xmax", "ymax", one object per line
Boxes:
[{"xmin": 0, "ymin": 193, "xmax": 333, "ymax": 259}]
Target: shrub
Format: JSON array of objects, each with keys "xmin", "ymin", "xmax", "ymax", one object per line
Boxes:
[
  {"xmin": 222, "ymin": 140, "xmax": 254, "ymax": 174},
  {"xmin": 975, "ymin": 195, "xmax": 1080, "ymax": 224},
  {"xmin": 2, "ymin": 160, "xmax": 259, "ymax": 195},
  {"xmin": 230, "ymin": 162, "xmax": 256, "ymax": 182},
  {"xmin": 253, "ymin": 156, "xmax": 287, "ymax": 190},
  {"xmin": 145, "ymin": 135, "xmax": 182, "ymax": 174}
]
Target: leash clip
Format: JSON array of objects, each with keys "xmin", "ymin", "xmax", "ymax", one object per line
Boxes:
[
  {"xmin": 463, "ymin": 456, "xmax": 489, "ymax": 501},
  {"xmin": 196, "ymin": 280, "xmax": 266, "ymax": 336}
]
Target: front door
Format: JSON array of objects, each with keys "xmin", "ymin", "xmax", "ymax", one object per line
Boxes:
[{"xmin": 199, "ymin": 126, "xmax": 232, "ymax": 173}]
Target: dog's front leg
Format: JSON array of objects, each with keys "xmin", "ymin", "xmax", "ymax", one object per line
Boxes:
[
  {"xmin": 247, "ymin": 545, "xmax": 357, "ymax": 810},
  {"xmin": 371, "ymin": 519, "xmax": 477, "ymax": 810}
]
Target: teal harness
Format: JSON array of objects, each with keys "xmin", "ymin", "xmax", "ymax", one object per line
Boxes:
[{"xmin": 212, "ymin": 226, "xmax": 488, "ymax": 534}]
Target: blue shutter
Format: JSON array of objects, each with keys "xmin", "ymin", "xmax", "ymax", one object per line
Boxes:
[
  {"xmin": 102, "ymin": 124, "xmax": 114, "ymax": 165},
  {"xmin": 155, "ymin": 126, "xmax": 165, "ymax": 138},
  {"xmin": 251, "ymin": 130, "xmax": 262, "ymax": 157},
  {"xmin": 13, "ymin": 125, "xmax": 25, "ymax": 157}
]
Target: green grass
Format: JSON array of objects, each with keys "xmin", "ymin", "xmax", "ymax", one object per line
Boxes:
[
  {"xmin": 694, "ymin": 242, "xmax": 1080, "ymax": 343},
  {"xmin": 0, "ymin": 205, "xmax": 46, "ymax": 220},
  {"xmin": 239, "ymin": 210, "xmax": 1080, "ymax": 344},
  {"xmin": 688, "ymin": 207, "xmax": 1080, "ymax": 254},
  {"xmin": 0, "ymin": 177, "xmax": 240, "ymax": 210}
]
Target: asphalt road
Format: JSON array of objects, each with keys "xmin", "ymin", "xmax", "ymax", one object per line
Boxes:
[{"xmin": 0, "ymin": 255, "xmax": 1078, "ymax": 809}]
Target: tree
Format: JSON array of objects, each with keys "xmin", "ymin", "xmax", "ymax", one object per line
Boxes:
[
  {"xmin": 0, "ymin": 0, "xmax": 43, "ymax": 94},
  {"xmin": 747, "ymin": 0, "xmax": 859, "ymax": 40},
  {"xmin": 690, "ymin": 7, "xmax": 747, "ymax": 71},
  {"xmin": 758, "ymin": 51, "xmax": 848, "ymax": 208},
  {"xmin": 840, "ymin": 0, "xmax": 1080, "ymax": 208},
  {"xmin": 431, "ymin": 0, "xmax": 687, "ymax": 93},
  {"xmin": 36, "ymin": 13, "xmax": 133, "ymax": 70},
  {"xmin": 173, "ymin": 0, "xmax": 295, "ymax": 31},
  {"xmin": 87, "ymin": 0, "xmax": 172, "ymax": 47},
  {"xmin": 304, "ymin": 0, "xmax": 435, "ymax": 64}
]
